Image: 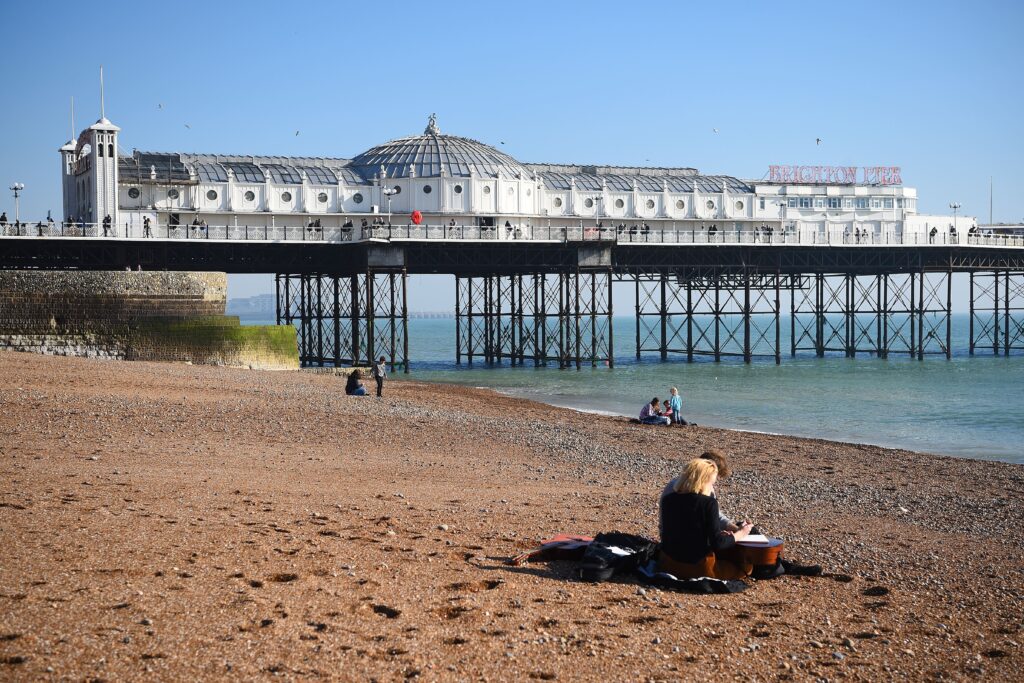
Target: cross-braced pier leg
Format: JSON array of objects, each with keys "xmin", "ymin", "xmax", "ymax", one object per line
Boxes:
[
  {"xmin": 276, "ymin": 271, "xmax": 408, "ymax": 371},
  {"xmin": 972, "ymin": 271, "xmax": 1024, "ymax": 355},
  {"xmin": 792, "ymin": 273, "xmax": 844, "ymax": 357},
  {"xmin": 914, "ymin": 270, "xmax": 951, "ymax": 359},
  {"xmin": 677, "ymin": 269, "xmax": 780, "ymax": 363},
  {"xmin": 846, "ymin": 274, "xmax": 882, "ymax": 357},
  {"xmin": 456, "ymin": 271, "xmax": 611, "ymax": 368},
  {"xmin": 634, "ymin": 271, "xmax": 686, "ymax": 360}
]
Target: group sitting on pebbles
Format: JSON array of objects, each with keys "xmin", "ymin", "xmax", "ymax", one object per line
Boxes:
[{"xmin": 638, "ymin": 387, "xmax": 687, "ymax": 425}]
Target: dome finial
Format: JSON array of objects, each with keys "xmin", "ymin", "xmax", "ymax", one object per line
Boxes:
[{"xmin": 424, "ymin": 113, "xmax": 440, "ymax": 135}]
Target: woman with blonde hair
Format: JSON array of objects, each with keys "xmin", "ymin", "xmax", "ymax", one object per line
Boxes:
[{"xmin": 658, "ymin": 458, "xmax": 755, "ymax": 580}]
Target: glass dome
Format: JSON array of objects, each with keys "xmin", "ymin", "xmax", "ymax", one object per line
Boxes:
[{"xmin": 349, "ymin": 115, "xmax": 531, "ymax": 180}]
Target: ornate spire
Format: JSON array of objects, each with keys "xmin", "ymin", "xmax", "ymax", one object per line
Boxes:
[{"xmin": 424, "ymin": 113, "xmax": 440, "ymax": 135}]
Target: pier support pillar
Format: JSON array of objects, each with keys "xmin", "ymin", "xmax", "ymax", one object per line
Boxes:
[
  {"xmin": 456, "ymin": 272, "xmax": 612, "ymax": 368},
  {"xmin": 970, "ymin": 270, "xmax": 1024, "ymax": 355},
  {"xmin": 276, "ymin": 271, "xmax": 408, "ymax": 371}
]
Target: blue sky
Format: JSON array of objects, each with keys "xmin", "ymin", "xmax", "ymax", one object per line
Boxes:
[{"xmin": 1, "ymin": 0, "xmax": 1021, "ymax": 306}]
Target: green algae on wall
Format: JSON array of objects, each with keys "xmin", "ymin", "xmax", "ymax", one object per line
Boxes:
[{"xmin": 126, "ymin": 317, "xmax": 298, "ymax": 370}]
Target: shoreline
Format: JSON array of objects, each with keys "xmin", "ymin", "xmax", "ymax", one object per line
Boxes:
[
  {"xmin": 420, "ymin": 380, "xmax": 1021, "ymax": 466},
  {"xmin": 2, "ymin": 350, "xmax": 1022, "ymax": 681}
]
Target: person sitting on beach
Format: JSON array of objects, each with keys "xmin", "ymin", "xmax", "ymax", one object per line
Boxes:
[
  {"xmin": 660, "ymin": 449, "xmax": 737, "ymax": 535},
  {"xmin": 662, "ymin": 399, "xmax": 674, "ymax": 423},
  {"xmin": 658, "ymin": 458, "xmax": 755, "ymax": 580},
  {"xmin": 345, "ymin": 370, "xmax": 367, "ymax": 396},
  {"xmin": 639, "ymin": 398, "xmax": 670, "ymax": 426},
  {"xmin": 659, "ymin": 449, "xmax": 821, "ymax": 579}
]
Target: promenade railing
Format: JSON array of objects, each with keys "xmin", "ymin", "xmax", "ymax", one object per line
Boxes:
[{"xmin": 1, "ymin": 220, "xmax": 1022, "ymax": 249}]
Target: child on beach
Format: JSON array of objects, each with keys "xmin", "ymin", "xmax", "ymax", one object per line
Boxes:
[
  {"xmin": 669, "ymin": 387, "xmax": 685, "ymax": 425},
  {"xmin": 662, "ymin": 399, "xmax": 674, "ymax": 423}
]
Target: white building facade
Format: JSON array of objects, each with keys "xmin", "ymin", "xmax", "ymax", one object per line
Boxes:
[{"xmin": 60, "ymin": 115, "xmax": 971, "ymax": 240}]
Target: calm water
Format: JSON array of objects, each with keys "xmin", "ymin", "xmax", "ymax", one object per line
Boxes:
[{"xmin": 244, "ymin": 315, "xmax": 1023, "ymax": 464}]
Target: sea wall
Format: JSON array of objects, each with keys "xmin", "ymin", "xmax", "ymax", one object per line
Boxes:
[{"xmin": 0, "ymin": 271, "xmax": 297, "ymax": 370}]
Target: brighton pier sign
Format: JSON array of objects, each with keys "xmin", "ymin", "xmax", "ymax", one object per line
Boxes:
[{"xmin": 768, "ymin": 165, "xmax": 902, "ymax": 185}]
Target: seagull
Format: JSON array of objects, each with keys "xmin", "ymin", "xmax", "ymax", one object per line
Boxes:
[
  {"xmin": 713, "ymin": 128, "xmax": 719, "ymax": 133},
  {"xmin": 816, "ymin": 137, "xmax": 822, "ymax": 145},
  {"xmin": 295, "ymin": 130, "xmax": 300, "ymax": 136},
  {"xmin": 157, "ymin": 103, "xmax": 163, "ymax": 110},
  {"xmin": 184, "ymin": 123, "xmax": 191, "ymax": 129}
]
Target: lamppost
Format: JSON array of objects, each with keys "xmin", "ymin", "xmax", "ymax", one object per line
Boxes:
[
  {"xmin": 592, "ymin": 195, "xmax": 603, "ymax": 238},
  {"xmin": 949, "ymin": 202, "xmax": 961, "ymax": 240},
  {"xmin": 777, "ymin": 198, "xmax": 786, "ymax": 240},
  {"xmin": 382, "ymin": 186, "xmax": 398, "ymax": 227},
  {"xmin": 9, "ymin": 183, "xmax": 24, "ymax": 223}
]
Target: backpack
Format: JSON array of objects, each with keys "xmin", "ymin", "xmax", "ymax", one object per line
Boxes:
[{"xmin": 578, "ymin": 532, "xmax": 658, "ymax": 582}]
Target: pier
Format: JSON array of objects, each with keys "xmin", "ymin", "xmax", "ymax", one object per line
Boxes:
[{"xmin": 2, "ymin": 223, "xmax": 1022, "ymax": 370}]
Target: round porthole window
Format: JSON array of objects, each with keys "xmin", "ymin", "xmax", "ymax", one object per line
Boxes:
[
  {"xmin": 735, "ymin": 200, "xmax": 744, "ymax": 210},
  {"xmin": 352, "ymin": 193, "xmax": 364, "ymax": 204},
  {"xmin": 454, "ymin": 184, "xmax": 463, "ymax": 194},
  {"xmin": 706, "ymin": 200, "xmax": 715, "ymax": 210},
  {"xmin": 646, "ymin": 199, "xmax": 655, "ymax": 209},
  {"xmin": 423, "ymin": 185, "xmax": 432, "ymax": 194},
  {"xmin": 483, "ymin": 186, "xmax": 491, "ymax": 194},
  {"xmin": 206, "ymin": 189, "xmax": 218, "ymax": 201},
  {"xmin": 128, "ymin": 187, "xmax": 140, "ymax": 199},
  {"xmin": 392, "ymin": 186, "xmax": 402, "ymax": 195},
  {"xmin": 584, "ymin": 198, "xmax": 594, "ymax": 208},
  {"xmin": 615, "ymin": 198, "xmax": 624, "ymax": 208},
  {"xmin": 244, "ymin": 190, "xmax": 255, "ymax": 202},
  {"xmin": 167, "ymin": 188, "xmax": 180, "ymax": 200},
  {"xmin": 281, "ymin": 191, "xmax": 292, "ymax": 202},
  {"xmin": 553, "ymin": 197, "xmax": 563, "ymax": 207},
  {"xmin": 675, "ymin": 200, "xmax": 685, "ymax": 210},
  {"xmin": 318, "ymin": 192, "xmax": 328, "ymax": 203}
]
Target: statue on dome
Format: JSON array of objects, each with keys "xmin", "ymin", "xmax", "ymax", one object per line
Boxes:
[{"xmin": 425, "ymin": 113, "xmax": 440, "ymax": 135}]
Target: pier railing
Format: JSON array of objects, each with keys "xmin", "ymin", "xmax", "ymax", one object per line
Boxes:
[{"xmin": 1, "ymin": 220, "xmax": 1022, "ymax": 248}]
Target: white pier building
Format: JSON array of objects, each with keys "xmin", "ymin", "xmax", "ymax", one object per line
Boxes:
[{"xmin": 59, "ymin": 114, "xmax": 971, "ymax": 241}]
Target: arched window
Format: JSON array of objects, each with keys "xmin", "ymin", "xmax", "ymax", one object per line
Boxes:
[
  {"xmin": 108, "ymin": 144, "xmax": 114, "ymax": 158},
  {"xmin": 98, "ymin": 141, "xmax": 104, "ymax": 158}
]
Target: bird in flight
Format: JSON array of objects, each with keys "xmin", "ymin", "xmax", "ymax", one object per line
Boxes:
[
  {"xmin": 184, "ymin": 123, "xmax": 191, "ymax": 129},
  {"xmin": 295, "ymin": 130, "xmax": 300, "ymax": 136},
  {"xmin": 157, "ymin": 103, "xmax": 163, "ymax": 110},
  {"xmin": 713, "ymin": 128, "xmax": 719, "ymax": 133},
  {"xmin": 816, "ymin": 137, "xmax": 822, "ymax": 145}
]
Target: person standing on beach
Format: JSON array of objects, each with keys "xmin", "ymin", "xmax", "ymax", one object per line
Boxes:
[
  {"xmin": 669, "ymin": 387, "xmax": 685, "ymax": 425},
  {"xmin": 371, "ymin": 356, "xmax": 387, "ymax": 397}
]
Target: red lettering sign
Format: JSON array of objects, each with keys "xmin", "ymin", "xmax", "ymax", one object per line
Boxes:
[{"xmin": 767, "ymin": 165, "xmax": 902, "ymax": 186}]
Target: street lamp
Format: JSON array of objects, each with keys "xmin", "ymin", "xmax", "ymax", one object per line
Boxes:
[
  {"xmin": 949, "ymin": 202, "xmax": 961, "ymax": 242},
  {"xmin": 9, "ymin": 183, "xmax": 24, "ymax": 223},
  {"xmin": 382, "ymin": 187, "xmax": 397, "ymax": 227},
  {"xmin": 777, "ymin": 198, "xmax": 786, "ymax": 239}
]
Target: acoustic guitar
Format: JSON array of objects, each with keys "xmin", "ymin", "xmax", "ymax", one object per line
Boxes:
[{"xmin": 733, "ymin": 537, "xmax": 784, "ymax": 566}]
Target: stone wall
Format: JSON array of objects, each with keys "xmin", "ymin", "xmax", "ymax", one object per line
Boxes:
[
  {"xmin": 0, "ymin": 271, "xmax": 226, "ymax": 335},
  {"xmin": 0, "ymin": 271, "xmax": 297, "ymax": 370}
]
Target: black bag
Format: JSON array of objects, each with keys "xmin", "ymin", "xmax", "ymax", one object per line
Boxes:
[{"xmin": 578, "ymin": 532, "xmax": 658, "ymax": 582}]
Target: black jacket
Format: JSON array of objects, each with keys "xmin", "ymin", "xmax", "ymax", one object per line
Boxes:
[{"xmin": 659, "ymin": 492, "xmax": 734, "ymax": 564}]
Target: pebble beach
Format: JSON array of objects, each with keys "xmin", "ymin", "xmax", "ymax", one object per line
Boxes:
[{"xmin": 1, "ymin": 350, "xmax": 1022, "ymax": 681}]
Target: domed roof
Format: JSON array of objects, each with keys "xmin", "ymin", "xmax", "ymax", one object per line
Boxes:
[{"xmin": 349, "ymin": 115, "xmax": 532, "ymax": 180}]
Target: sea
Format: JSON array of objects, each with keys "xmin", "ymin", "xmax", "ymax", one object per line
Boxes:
[{"xmin": 241, "ymin": 314, "xmax": 1023, "ymax": 464}]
